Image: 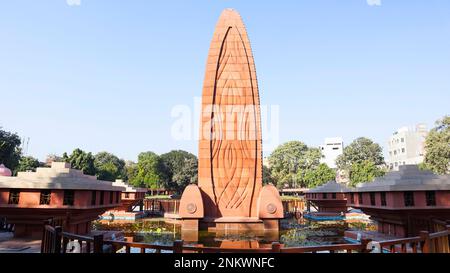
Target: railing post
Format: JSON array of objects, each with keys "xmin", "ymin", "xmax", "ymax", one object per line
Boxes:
[
  {"xmin": 271, "ymin": 242, "xmax": 282, "ymax": 253},
  {"xmin": 360, "ymin": 239, "xmax": 372, "ymax": 253},
  {"xmin": 420, "ymin": 231, "xmax": 431, "ymax": 253},
  {"xmin": 53, "ymin": 226, "xmax": 62, "ymax": 253},
  {"xmin": 93, "ymin": 234, "xmax": 104, "ymax": 253},
  {"xmin": 173, "ymin": 240, "xmax": 184, "ymax": 253}
]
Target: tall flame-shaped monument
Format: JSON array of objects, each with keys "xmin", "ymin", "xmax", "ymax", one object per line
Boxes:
[{"xmin": 179, "ymin": 9, "xmax": 283, "ymax": 236}]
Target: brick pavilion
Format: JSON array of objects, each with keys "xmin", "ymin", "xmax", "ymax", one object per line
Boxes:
[
  {"xmin": 347, "ymin": 165, "xmax": 450, "ymax": 237},
  {"xmin": 0, "ymin": 162, "xmax": 125, "ymax": 238}
]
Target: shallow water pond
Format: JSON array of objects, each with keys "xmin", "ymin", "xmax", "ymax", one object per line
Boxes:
[{"xmin": 93, "ymin": 217, "xmax": 374, "ymax": 248}]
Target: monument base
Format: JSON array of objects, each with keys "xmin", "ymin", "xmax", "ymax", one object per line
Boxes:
[
  {"xmin": 180, "ymin": 217, "xmax": 280, "ymax": 244},
  {"xmin": 200, "ymin": 217, "xmax": 266, "ymax": 234}
]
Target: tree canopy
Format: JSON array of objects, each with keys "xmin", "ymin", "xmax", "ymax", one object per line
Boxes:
[
  {"xmin": 262, "ymin": 165, "xmax": 273, "ymax": 185},
  {"xmin": 0, "ymin": 128, "xmax": 22, "ymax": 171},
  {"xmin": 303, "ymin": 163, "xmax": 337, "ymax": 188},
  {"xmin": 348, "ymin": 160, "xmax": 385, "ymax": 187},
  {"xmin": 94, "ymin": 151, "xmax": 127, "ymax": 182},
  {"xmin": 161, "ymin": 150, "xmax": 198, "ymax": 191},
  {"xmin": 336, "ymin": 137, "xmax": 385, "ymax": 186},
  {"xmin": 15, "ymin": 156, "xmax": 42, "ymax": 175},
  {"xmin": 127, "ymin": 151, "xmax": 171, "ymax": 189},
  {"xmin": 424, "ymin": 116, "xmax": 450, "ymax": 174},
  {"xmin": 172, "ymin": 157, "xmax": 198, "ymax": 191},
  {"xmin": 268, "ymin": 141, "xmax": 323, "ymax": 189},
  {"xmin": 336, "ymin": 137, "xmax": 384, "ymax": 169},
  {"xmin": 63, "ymin": 149, "xmax": 96, "ymax": 176}
]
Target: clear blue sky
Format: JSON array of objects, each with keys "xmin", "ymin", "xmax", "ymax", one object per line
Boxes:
[{"xmin": 1, "ymin": 0, "xmax": 449, "ymax": 162}]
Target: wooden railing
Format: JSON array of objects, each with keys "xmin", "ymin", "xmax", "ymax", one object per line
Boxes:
[
  {"xmin": 41, "ymin": 225, "xmax": 62, "ymax": 253},
  {"xmin": 41, "ymin": 222, "xmax": 450, "ymax": 254},
  {"xmin": 377, "ymin": 225, "xmax": 450, "ymax": 253},
  {"xmin": 144, "ymin": 199, "xmax": 306, "ymax": 219}
]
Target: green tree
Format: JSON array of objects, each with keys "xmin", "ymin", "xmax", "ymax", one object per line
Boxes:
[
  {"xmin": 172, "ymin": 158, "xmax": 198, "ymax": 191},
  {"xmin": 268, "ymin": 141, "xmax": 322, "ymax": 189},
  {"xmin": 349, "ymin": 160, "xmax": 385, "ymax": 187},
  {"xmin": 15, "ymin": 156, "xmax": 42, "ymax": 174},
  {"xmin": 125, "ymin": 160, "xmax": 138, "ymax": 183},
  {"xmin": 336, "ymin": 137, "xmax": 384, "ymax": 169},
  {"xmin": 303, "ymin": 163, "xmax": 336, "ymax": 188},
  {"xmin": 160, "ymin": 150, "xmax": 198, "ymax": 191},
  {"xmin": 0, "ymin": 128, "xmax": 22, "ymax": 172},
  {"xmin": 64, "ymin": 148, "xmax": 96, "ymax": 176},
  {"xmin": 94, "ymin": 152, "xmax": 127, "ymax": 182},
  {"xmin": 161, "ymin": 150, "xmax": 196, "ymax": 175},
  {"xmin": 129, "ymin": 152, "xmax": 170, "ymax": 189},
  {"xmin": 335, "ymin": 137, "xmax": 385, "ymax": 186},
  {"xmin": 262, "ymin": 165, "xmax": 273, "ymax": 185},
  {"xmin": 424, "ymin": 116, "xmax": 450, "ymax": 174}
]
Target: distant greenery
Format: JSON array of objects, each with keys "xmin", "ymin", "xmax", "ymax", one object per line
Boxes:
[
  {"xmin": 268, "ymin": 141, "xmax": 323, "ymax": 189},
  {"xmin": 303, "ymin": 163, "xmax": 336, "ymax": 188},
  {"xmin": 280, "ymin": 195, "xmax": 302, "ymax": 201},
  {"xmin": 262, "ymin": 165, "xmax": 273, "ymax": 185},
  {"xmin": 0, "ymin": 128, "xmax": 22, "ymax": 172},
  {"xmin": 15, "ymin": 156, "xmax": 42, "ymax": 175},
  {"xmin": 127, "ymin": 151, "xmax": 170, "ymax": 189},
  {"xmin": 348, "ymin": 160, "xmax": 386, "ymax": 187},
  {"xmin": 423, "ymin": 116, "xmax": 450, "ymax": 174},
  {"xmin": 63, "ymin": 149, "xmax": 96, "ymax": 176},
  {"xmin": 336, "ymin": 137, "xmax": 385, "ymax": 186},
  {"xmin": 336, "ymin": 137, "xmax": 384, "ymax": 169},
  {"xmin": 160, "ymin": 150, "xmax": 198, "ymax": 191},
  {"xmin": 94, "ymin": 151, "xmax": 127, "ymax": 181}
]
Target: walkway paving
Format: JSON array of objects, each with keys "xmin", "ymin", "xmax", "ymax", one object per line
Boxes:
[{"xmin": 0, "ymin": 232, "xmax": 41, "ymax": 253}]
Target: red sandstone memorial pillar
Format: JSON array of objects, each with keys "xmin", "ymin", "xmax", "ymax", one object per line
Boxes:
[{"xmin": 179, "ymin": 9, "xmax": 283, "ymax": 233}]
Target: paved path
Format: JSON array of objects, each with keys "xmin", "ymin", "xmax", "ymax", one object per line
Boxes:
[{"xmin": 0, "ymin": 232, "xmax": 41, "ymax": 253}]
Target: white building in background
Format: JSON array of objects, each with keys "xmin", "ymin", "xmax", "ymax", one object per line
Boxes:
[
  {"xmin": 319, "ymin": 137, "xmax": 344, "ymax": 169},
  {"xmin": 387, "ymin": 124, "xmax": 428, "ymax": 171}
]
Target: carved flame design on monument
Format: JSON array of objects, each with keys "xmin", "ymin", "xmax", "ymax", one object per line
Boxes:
[{"xmin": 198, "ymin": 9, "xmax": 262, "ymax": 219}]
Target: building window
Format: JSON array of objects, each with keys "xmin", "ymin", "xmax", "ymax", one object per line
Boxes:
[
  {"xmin": 380, "ymin": 192, "xmax": 387, "ymax": 206},
  {"xmin": 404, "ymin": 192, "xmax": 415, "ymax": 207},
  {"xmin": 125, "ymin": 192, "xmax": 130, "ymax": 199},
  {"xmin": 63, "ymin": 190, "xmax": 75, "ymax": 206},
  {"xmin": 109, "ymin": 191, "xmax": 113, "ymax": 204},
  {"xmin": 40, "ymin": 190, "xmax": 52, "ymax": 205},
  {"xmin": 116, "ymin": 192, "xmax": 120, "ymax": 203},
  {"xmin": 8, "ymin": 190, "xmax": 20, "ymax": 205},
  {"xmin": 322, "ymin": 193, "xmax": 328, "ymax": 199},
  {"xmin": 91, "ymin": 191, "xmax": 97, "ymax": 206},
  {"xmin": 426, "ymin": 191, "xmax": 436, "ymax": 207},
  {"xmin": 401, "ymin": 138, "xmax": 405, "ymax": 143},
  {"xmin": 332, "ymin": 193, "xmax": 337, "ymax": 199},
  {"xmin": 358, "ymin": 193, "xmax": 363, "ymax": 204},
  {"xmin": 402, "ymin": 148, "xmax": 405, "ymax": 153},
  {"xmin": 370, "ymin": 192, "xmax": 376, "ymax": 206},
  {"xmin": 350, "ymin": 193, "xmax": 355, "ymax": 203},
  {"xmin": 100, "ymin": 191, "xmax": 105, "ymax": 205}
]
